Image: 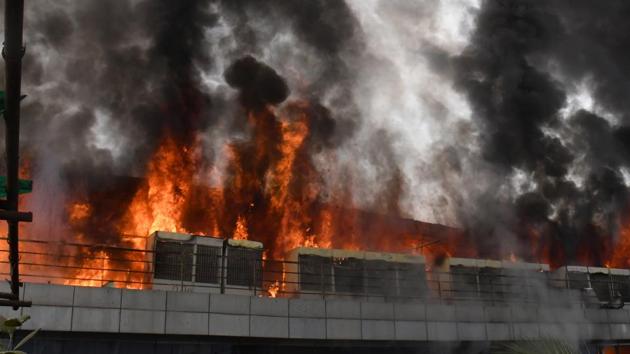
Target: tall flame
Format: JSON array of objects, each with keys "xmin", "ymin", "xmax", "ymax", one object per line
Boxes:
[{"xmin": 123, "ymin": 136, "xmax": 197, "ymax": 237}]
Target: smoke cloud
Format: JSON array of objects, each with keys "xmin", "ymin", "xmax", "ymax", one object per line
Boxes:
[
  {"xmin": 451, "ymin": 0, "xmax": 630, "ymax": 265},
  {"xmin": 2, "ymin": 0, "xmax": 629, "ymax": 267},
  {"xmin": 224, "ymin": 55, "xmax": 289, "ymax": 109}
]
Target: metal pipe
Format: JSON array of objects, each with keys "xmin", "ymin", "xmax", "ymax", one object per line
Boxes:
[
  {"xmin": 0, "ymin": 299, "xmax": 30, "ymax": 308},
  {"xmin": 0, "ymin": 210, "xmax": 32, "ymax": 222},
  {"xmin": 3, "ymin": 0, "xmax": 25, "ymax": 309}
]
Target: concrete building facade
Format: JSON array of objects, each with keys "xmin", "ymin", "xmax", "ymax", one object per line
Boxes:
[{"xmin": 0, "ymin": 282, "xmax": 628, "ymax": 353}]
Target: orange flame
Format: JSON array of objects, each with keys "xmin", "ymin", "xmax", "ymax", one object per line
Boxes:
[
  {"xmin": 609, "ymin": 219, "xmax": 630, "ymax": 269},
  {"xmin": 267, "ymin": 281, "xmax": 280, "ymax": 298},
  {"xmin": 123, "ymin": 137, "xmax": 197, "ymax": 237},
  {"xmin": 232, "ymin": 215, "xmax": 249, "ymax": 240}
]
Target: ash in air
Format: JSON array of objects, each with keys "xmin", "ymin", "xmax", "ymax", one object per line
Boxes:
[{"xmin": 5, "ymin": 0, "xmax": 630, "ymax": 267}]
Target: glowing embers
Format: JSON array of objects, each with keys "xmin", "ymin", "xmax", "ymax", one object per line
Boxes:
[
  {"xmin": 284, "ymin": 247, "xmax": 427, "ymax": 300},
  {"xmin": 149, "ymin": 231, "xmax": 263, "ymax": 295}
]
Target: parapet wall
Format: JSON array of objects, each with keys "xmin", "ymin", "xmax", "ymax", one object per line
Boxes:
[{"xmin": 1, "ymin": 283, "xmax": 629, "ymax": 342}]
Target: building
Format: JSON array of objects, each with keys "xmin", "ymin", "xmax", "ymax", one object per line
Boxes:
[{"xmin": 3, "ymin": 232, "xmax": 630, "ymax": 353}]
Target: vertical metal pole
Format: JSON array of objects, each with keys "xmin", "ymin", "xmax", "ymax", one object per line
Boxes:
[
  {"xmin": 3, "ymin": 0, "xmax": 25, "ymax": 308},
  {"xmin": 252, "ymin": 258, "xmax": 256, "ymax": 295},
  {"xmin": 320, "ymin": 263, "xmax": 324, "ymax": 299},
  {"xmin": 179, "ymin": 244, "xmax": 185, "ymax": 292}
]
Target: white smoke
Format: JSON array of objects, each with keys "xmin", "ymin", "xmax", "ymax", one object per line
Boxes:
[{"xmin": 340, "ymin": 0, "xmax": 480, "ymax": 223}]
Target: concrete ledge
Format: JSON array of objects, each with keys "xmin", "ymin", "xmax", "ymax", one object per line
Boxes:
[
  {"xmin": 24, "ymin": 283, "xmax": 74, "ymax": 307},
  {"xmin": 539, "ymin": 307, "xmax": 585, "ymax": 323},
  {"xmin": 165, "ymin": 311, "xmax": 209, "ymax": 335},
  {"xmin": 486, "ymin": 323, "xmax": 511, "ymax": 341},
  {"xmin": 326, "ymin": 300, "xmax": 361, "ymax": 319},
  {"xmin": 209, "ymin": 313, "xmax": 249, "ymax": 337},
  {"xmin": 607, "ymin": 309, "xmax": 629, "ymax": 323},
  {"xmin": 361, "ymin": 302, "xmax": 394, "ymax": 320},
  {"xmin": 74, "ymin": 286, "xmax": 121, "ymax": 308},
  {"xmin": 426, "ymin": 304, "xmax": 455, "ymax": 321},
  {"xmin": 362, "ymin": 320, "xmax": 395, "ymax": 340},
  {"xmin": 455, "ymin": 304, "xmax": 485, "ymax": 322},
  {"xmin": 22, "ymin": 306, "xmax": 72, "ymax": 331},
  {"xmin": 610, "ymin": 324, "xmax": 630, "ymax": 340},
  {"xmin": 485, "ymin": 306, "xmax": 511, "ymax": 322},
  {"xmin": 210, "ymin": 294, "xmax": 250, "ymax": 315},
  {"xmin": 538, "ymin": 323, "xmax": 568, "ymax": 340},
  {"xmin": 395, "ymin": 321, "xmax": 427, "ymax": 341},
  {"xmin": 289, "ymin": 318, "xmax": 326, "ymax": 339},
  {"xmin": 120, "ymin": 309, "xmax": 165, "ymax": 334},
  {"xmin": 427, "ymin": 322, "xmax": 457, "ymax": 341},
  {"xmin": 166, "ymin": 292, "xmax": 209, "ymax": 312},
  {"xmin": 122, "ymin": 289, "xmax": 166, "ymax": 311},
  {"xmin": 585, "ymin": 309, "xmax": 608, "ymax": 323},
  {"xmin": 457, "ymin": 322, "xmax": 486, "ymax": 341},
  {"xmin": 251, "ymin": 297, "xmax": 288, "ymax": 317},
  {"xmin": 511, "ymin": 305, "xmax": 538, "ymax": 322},
  {"xmin": 289, "ymin": 299, "xmax": 325, "ymax": 318},
  {"xmin": 394, "ymin": 303, "xmax": 425, "ymax": 321},
  {"xmin": 579, "ymin": 323, "xmax": 595, "ymax": 338},
  {"xmin": 0, "ymin": 282, "xmax": 11, "ymax": 293},
  {"xmin": 590, "ymin": 324, "xmax": 612, "ymax": 340},
  {"xmin": 0, "ymin": 306, "xmax": 21, "ymax": 320},
  {"xmin": 327, "ymin": 319, "xmax": 361, "ymax": 340},
  {"xmin": 250, "ymin": 315, "xmax": 288, "ymax": 338},
  {"xmin": 72, "ymin": 307, "xmax": 120, "ymax": 333},
  {"xmin": 512, "ymin": 323, "xmax": 539, "ymax": 338},
  {"xmin": 11, "ymin": 283, "xmax": 630, "ymax": 342}
]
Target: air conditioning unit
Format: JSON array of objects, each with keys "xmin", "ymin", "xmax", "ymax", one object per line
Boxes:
[
  {"xmin": 222, "ymin": 239, "xmax": 264, "ymax": 296},
  {"xmin": 285, "ymin": 247, "xmax": 426, "ymax": 301},
  {"xmin": 551, "ymin": 265, "xmax": 630, "ymax": 304},
  {"xmin": 148, "ymin": 231, "xmax": 264, "ymax": 295},
  {"xmin": 149, "ymin": 231, "xmax": 223, "ymax": 293},
  {"xmin": 434, "ymin": 257, "xmax": 549, "ymax": 301}
]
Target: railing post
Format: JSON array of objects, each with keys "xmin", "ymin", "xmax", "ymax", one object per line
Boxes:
[
  {"xmin": 252, "ymin": 258, "xmax": 257, "ymax": 296},
  {"xmin": 320, "ymin": 263, "xmax": 325, "ymax": 299},
  {"xmin": 179, "ymin": 244, "xmax": 184, "ymax": 292},
  {"xmin": 100, "ymin": 246, "xmax": 104, "ymax": 287}
]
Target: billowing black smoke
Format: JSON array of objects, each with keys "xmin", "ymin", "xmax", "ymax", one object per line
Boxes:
[
  {"xmin": 17, "ymin": 1, "xmax": 215, "ymax": 180},
  {"xmin": 14, "ymin": 0, "xmax": 364, "ymax": 245},
  {"xmin": 15, "ymin": 0, "xmax": 630, "ymax": 268},
  {"xmin": 224, "ymin": 55, "xmax": 289, "ymax": 110},
  {"xmin": 453, "ymin": 0, "xmax": 630, "ymax": 265}
]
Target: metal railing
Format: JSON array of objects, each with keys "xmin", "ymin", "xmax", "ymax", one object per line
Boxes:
[{"xmin": 0, "ymin": 237, "xmax": 628, "ymax": 306}]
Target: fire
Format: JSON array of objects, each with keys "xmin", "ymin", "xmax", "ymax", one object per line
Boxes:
[
  {"xmin": 609, "ymin": 218, "xmax": 630, "ymax": 268},
  {"xmin": 122, "ymin": 136, "xmax": 197, "ymax": 237},
  {"xmin": 63, "ymin": 250, "xmax": 110, "ymax": 288},
  {"xmin": 267, "ymin": 281, "xmax": 280, "ymax": 298},
  {"xmin": 69, "ymin": 203, "xmax": 91, "ymax": 222},
  {"xmin": 267, "ymin": 113, "xmax": 314, "ymax": 257},
  {"xmin": 232, "ymin": 215, "xmax": 249, "ymax": 240},
  {"xmin": 51, "ymin": 99, "xmax": 475, "ymax": 290}
]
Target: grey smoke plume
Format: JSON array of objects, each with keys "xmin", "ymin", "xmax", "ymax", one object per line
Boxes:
[
  {"xmin": 4, "ymin": 0, "xmax": 629, "ymax": 267},
  {"xmin": 12, "ymin": 0, "xmax": 370, "ymax": 243},
  {"xmin": 452, "ymin": 0, "xmax": 630, "ymax": 265}
]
